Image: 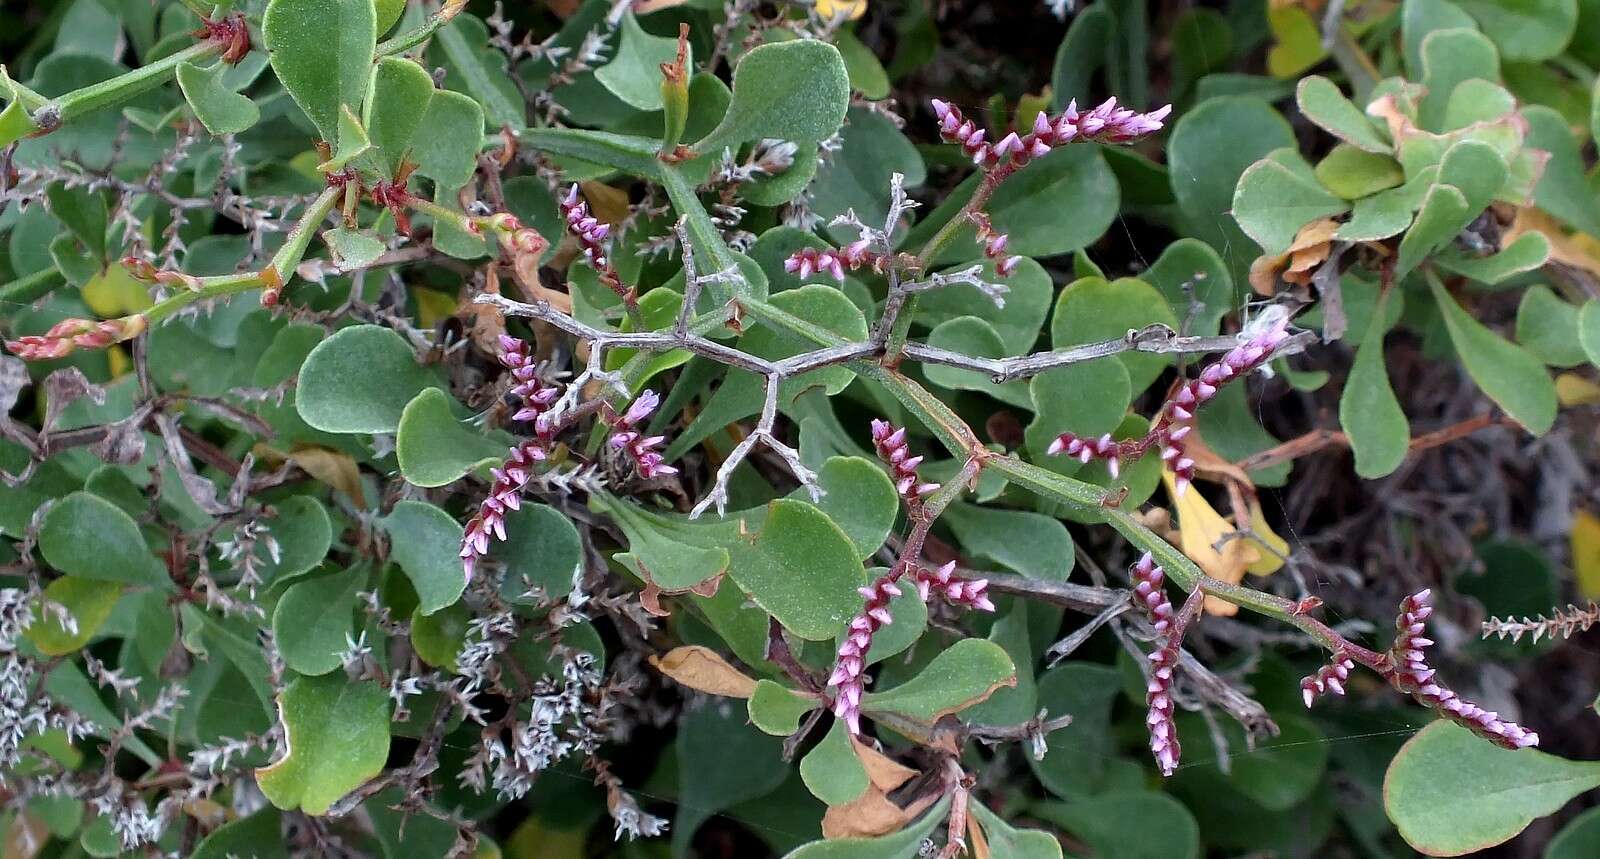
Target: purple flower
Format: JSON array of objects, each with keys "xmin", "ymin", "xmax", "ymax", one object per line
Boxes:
[
  {"xmin": 870, "ymin": 420, "xmax": 939, "ymax": 507},
  {"xmin": 609, "ymin": 390, "xmax": 679, "ymax": 480}
]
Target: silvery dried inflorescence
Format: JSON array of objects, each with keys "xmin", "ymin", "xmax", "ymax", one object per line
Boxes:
[
  {"xmin": 477, "ymin": 650, "xmax": 605, "ymax": 800},
  {"xmin": 930, "ymin": 96, "xmax": 1172, "ymax": 169},
  {"xmin": 89, "ymin": 787, "xmax": 170, "ymax": 851},
  {"xmin": 1048, "ymin": 309, "xmax": 1293, "ymax": 495},
  {"xmin": 460, "ymin": 337, "xmax": 563, "ymax": 582},
  {"xmin": 609, "ymin": 788, "xmax": 670, "ymax": 841},
  {"xmin": 870, "ymin": 419, "xmax": 939, "ymax": 508},
  {"xmin": 607, "ymin": 390, "xmax": 677, "ymax": 479},
  {"xmin": 1384, "ymin": 590, "xmax": 1539, "ymax": 749}
]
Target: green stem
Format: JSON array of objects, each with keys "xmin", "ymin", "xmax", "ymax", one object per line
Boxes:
[
  {"xmin": 142, "ymin": 271, "xmax": 267, "ymax": 327},
  {"xmin": 376, "ymin": 0, "xmax": 466, "ymax": 58},
  {"xmin": 266, "ymin": 187, "xmax": 342, "ymax": 280},
  {"xmin": 53, "ymin": 41, "xmax": 221, "ymax": 127},
  {"xmin": 0, "ymin": 267, "xmax": 66, "ymax": 307}
]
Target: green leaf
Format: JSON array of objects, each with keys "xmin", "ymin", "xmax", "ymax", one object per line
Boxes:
[
  {"xmin": 25, "ymin": 577, "xmax": 121, "ymax": 656},
  {"xmin": 800, "ymin": 720, "xmax": 869, "ymax": 805},
  {"xmin": 748, "ymin": 680, "xmax": 819, "ymax": 735},
  {"xmin": 1051, "ymin": 5, "xmax": 1114, "ymax": 106},
  {"xmin": 319, "ymin": 105, "xmax": 373, "ymax": 172},
  {"xmin": 962, "ymin": 603, "xmax": 1037, "ymax": 727},
  {"xmin": 39, "ymin": 491, "xmax": 169, "ymax": 588},
  {"xmin": 176, "ymin": 60, "xmax": 260, "ymax": 135},
  {"xmin": 433, "ymin": 15, "xmax": 524, "ymax": 131},
  {"xmin": 1023, "ymin": 358, "xmax": 1132, "ymax": 470},
  {"xmin": 296, "ymin": 325, "xmax": 441, "ymax": 433},
  {"xmin": 1580, "ymin": 300, "xmax": 1600, "ymax": 365},
  {"xmin": 1338, "ymin": 182, "xmax": 1419, "ymax": 241},
  {"xmin": 410, "ymin": 602, "xmax": 467, "ymax": 670},
  {"xmin": 361, "ymin": 56, "xmax": 434, "ymax": 177},
  {"xmin": 811, "ymin": 108, "xmax": 925, "ymax": 246},
  {"xmin": 380, "ymin": 500, "xmax": 466, "ymax": 615},
  {"xmin": 1385, "ymin": 720, "xmax": 1600, "ymax": 855},
  {"xmin": 1028, "ymin": 663, "xmax": 1125, "ymax": 799},
  {"xmin": 693, "ymin": 40, "xmax": 849, "ymax": 155},
  {"xmin": 1548, "ymin": 806, "xmax": 1600, "ymax": 859},
  {"xmin": 411, "ymin": 90, "xmax": 486, "ymax": 189},
  {"xmin": 944, "ymin": 502, "xmax": 1073, "ymax": 581},
  {"xmin": 257, "ymin": 673, "xmax": 391, "ymax": 815},
  {"xmin": 1140, "ymin": 238, "xmax": 1235, "ymax": 336},
  {"xmin": 836, "ymin": 28, "xmax": 889, "ymax": 100},
  {"xmin": 492, "ymin": 503, "xmax": 583, "ymax": 603},
  {"xmin": 1516, "ymin": 285, "xmax": 1588, "ymax": 367},
  {"xmin": 321, "ymin": 227, "xmax": 386, "ymax": 268},
  {"xmin": 781, "ymin": 798, "xmax": 949, "ymax": 859},
  {"xmin": 1418, "ymin": 28, "xmax": 1502, "ymax": 130},
  {"xmin": 595, "ymin": 13, "xmax": 686, "ymax": 111},
  {"xmin": 1441, "ymin": 79, "xmax": 1518, "ymax": 130},
  {"xmin": 272, "ymin": 568, "xmax": 364, "ymax": 675},
  {"xmin": 1031, "ymin": 792, "xmax": 1201, "ymax": 859},
  {"xmin": 395, "ymin": 388, "xmax": 506, "ymax": 488},
  {"xmin": 923, "ymin": 316, "xmax": 1031, "ymax": 408},
  {"xmin": 1232, "ymin": 151, "xmax": 1349, "ymax": 256},
  {"xmin": 263, "ymin": 0, "xmax": 379, "ymax": 145},
  {"xmin": 600, "ymin": 496, "xmax": 730, "ymax": 591},
  {"xmin": 674, "ymin": 698, "xmax": 789, "ymax": 855},
  {"xmin": 1168, "ymin": 96, "xmax": 1296, "ymax": 274},
  {"xmin": 1297, "ymin": 75, "xmax": 1390, "ymax": 153},
  {"xmin": 1403, "ymin": 0, "xmax": 1480, "ymax": 78},
  {"xmin": 838, "ymin": 572, "xmax": 926, "ymax": 665},
  {"xmin": 1428, "ymin": 275, "xmax": 1557, "ymax": 434},
  {"xmin": 1314, "ymin": 144, "xmax": 1405, "ymax": 199},
  {"xmin": 912, "ymin": 146, "xmax": 1119, "ymax": 263},
  {"xmin": 917, "ymin": 256, "xmax": 1054, "ymax": 356},
  {"xmin": 969, "ymin": 802, "xmax": 1063, "ymax": 859},
  {"xmin": 256, "ymin": 323, "xmax": 326, "ymax": 386},
  {"xmin": 192, "ymin": 809, "xmax": 285, "ymax": 859},
  {"xmin": 258, "ymin": 496, "xmax": 333, "ymax": 585},
  {"xmin": 1454, "ymin": 0, "xmax": 1577, "ymax": 61},
  {"xmin": 1395, "ymin": 183, "xmax": 1471, "ymax": 279},
  {"xmin": 861, "ymin": 638, "xmax": 1016, "ymax": 725},
  {"xmin": 1341, "ymin": 290, "xmax": 1410, "ymax": 479},
  {"xmin": 727, "ymin": 499, "xmax": 869, "ymax": 640},
  {"xmin": 1050, "ymin": 275, "xmax": 1179, "ymax": 393},
  {"xmin": 1433, "ymin": 231, "xmax": 1550, "ymax": 284},
  {"xmin": 1523, "ymin": 105, "xmax": 1600, "ymax": 238},
  {"xmin": 809, "ymin": 456, "xmax": 898, "ymax": 559}
]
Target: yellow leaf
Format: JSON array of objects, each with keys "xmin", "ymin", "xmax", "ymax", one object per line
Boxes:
[
  {"xmin": 1556, "ymin": 373, "xmax": 1600, "ymax": 406},
  {"xmin": 288, "ymin": 445, "xmax": 368, "ymax": 508},
  {"xmin": 649, "ymin": 645, "xmax": 758, "ymax": 698},
  {"xmin": 106, "ymin": 344, "xmax": 131, "ymax": 378},
  {"xmin": 82, "ymin": 264, "xmax": 153, "ymax": 317},
  {"xmin": 1573, "ymin": 510, "xmax": 1600, "ymax": 599},
  {"xmin": 505, "ymin": 818, "xmax": 586, "ymax": 859},
  {"xmin": 1244, "ymin": 497, "xmax": 1290, "ymax": 576},
  {"xmin": 1163, "ymin": 469, "xmax": 1259, "ymax": 616},
  {"xmin": 816, "ymin": 0, "xmax": 868, "ymax": 20},
  {"xmin": 413, "ymin": 286, "xmax": 456, "ymax": 329}
]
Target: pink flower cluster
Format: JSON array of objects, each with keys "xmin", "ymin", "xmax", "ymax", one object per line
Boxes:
[
  {"xmin": 930, "ymin": 96, "xmax": 1172, "ymax": 169},
  {"xmin": 1047, "ymin": 312, "xmax": 1292, "ymax": 496},
  {"xmin": 829, "ymin": 561, "xmax": 994, "ymax": 734},
  {"xmin": 782, "ymin": 242, "xmax": 884, "ymax": 283},
  {"xmin": 969, "ymin": 212, "xmax": 1020, "ymax": 278},
  {"xmin": 607, "ymin": 390, "xmax": 676, "ymax": 479},
  {"xmin": 1385, "ymin": 590, "xmax": 1539, "ymax": 749},
  {"xmin": 1300, "ymin": 650, "xmax": 1355, "ymax": 708},
  {"xmin": 4, "ymin": 317, "xmax": 128, "ymax": 360},
  {"xmin": 869, "ymin": 420, "xmax": 939, "ymax": 507},
  {"xmin": 459, "ymin": 337, "xmax": 561, "ymax": 582},
  {"xmin": 1130, "ymin": 553, "xmax": 1183, "ymax": 776},
  {"xmin": 560, "ymin": 185, "xmax": 627, "ymax": 296}
]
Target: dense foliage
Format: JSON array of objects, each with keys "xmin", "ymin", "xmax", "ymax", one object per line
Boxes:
[{"xmin": 3, "ymin": 0, "xmax": 1600, "ymax": 856}]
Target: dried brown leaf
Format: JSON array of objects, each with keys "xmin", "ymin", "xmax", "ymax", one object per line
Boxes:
[{"xmin": 650, "ymin": 646, "xmax": 759, "ymax": 698}]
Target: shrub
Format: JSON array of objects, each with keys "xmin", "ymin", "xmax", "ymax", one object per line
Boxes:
[{"xmin": 2, "ymin": 0, "xmax": 1599, "ymax": 856}]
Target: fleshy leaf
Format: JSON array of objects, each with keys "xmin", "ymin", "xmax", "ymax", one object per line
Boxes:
[
  {"xmin": 271, "ymin": 568, "xmax": 364, "ymax": 675},
  {"xmin": 256, "ymin": 673, "xmax": 391, "ymax": 815},
  {"xmin": 748, "ymin": 680, "xmax": 820, "ymax": 735},
  {"xmin": 296, "ymin": 325, "xmax": 442, "ymax": 433},
  {"xmin": 263, "ymin": 0, "xmax": 379, "ymax": 146},
  {"xmin": 395, "ymin": 388, "xmax": 507, "ymax": 488},
  {"xmin": 1428, "ymin": 275, "xmax": 1556, "ymax": 434},
  {"xmin": 39, "ymin": 492, "xmax": 169, "ymax": 588},
  {"xmin": 693, "ymin": 40, "xmax": 851, "ymax": 155},
  {"xmin": 380, "ymin": 501, "xmax": 467, "ymax": 614},
  {"xmin": 25, "ymin": 577, "xmax": 121, "ymax": 656},
  {"xmin": 1384, "ymin": 720, "xmax": 1600, "ymax": 856},
  {"xmin": 861, "ymin": 639, "xmax": 1016, "ymax": 726},
  {"xmin": 1297, "ymin": 75, "xmax": 1389, "ymax": 153},
  {"xmin": 176, "ymin": 60, "xmax": 260, "ymax": 135},
  {"xmin": 1340, "ymin": 289, "xmax": 1410, "ymax": 478},
  {"xmin": 595, "ymin": 13, "xmax": 687, "ymax": 111},
  {"xmin": 1232, "ymin": 150, "xmax": 1349, "ymax": 256}
]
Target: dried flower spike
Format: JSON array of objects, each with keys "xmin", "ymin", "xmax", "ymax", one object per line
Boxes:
[{"xmin": 4, "ymin": 316, "xmax": 144, "ymax": 361}]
